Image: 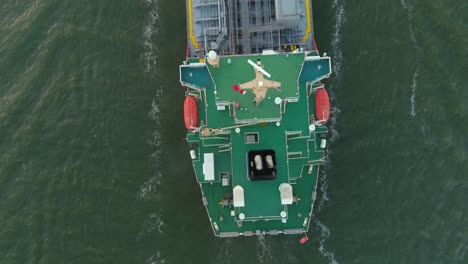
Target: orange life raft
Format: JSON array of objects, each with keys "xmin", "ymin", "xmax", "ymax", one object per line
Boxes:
[
  {"xmin": 184, "ymin": 96, "xmax": 198, "ymax": 130},
  {"xmin": 314, "ymin": 88, "xmax": 330, "ymax": 124}
]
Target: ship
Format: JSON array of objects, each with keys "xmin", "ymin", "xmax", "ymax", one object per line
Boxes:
[{"xmin": 179, "ymin": 0, "xmax": 332, "ymax": 237}]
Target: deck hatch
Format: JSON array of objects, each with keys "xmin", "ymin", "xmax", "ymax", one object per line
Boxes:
[
  {"xmin": 221, "ymin": 172, "xmax": 230, "ymax": 186},
  {"xmin": 203, "ymin": 153, "xmax": 215, "ymax": 181},
  {"xmin": 245, "ymin": 133, "xmax": 259, "ymax": 144}
]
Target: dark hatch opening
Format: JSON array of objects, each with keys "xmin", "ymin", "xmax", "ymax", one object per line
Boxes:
[{"xmin": 247, "ymin": 149, "xmax": 277, "ymax": 181}]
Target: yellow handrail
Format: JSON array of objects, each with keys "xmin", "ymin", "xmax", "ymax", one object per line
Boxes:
[
  {"xmin": 188, "ymin": 0, "xmax": 199, "ymax": 49},
  {"xmin": 302, "ymin": 0, "xmax": 312, "ymax": 43}
]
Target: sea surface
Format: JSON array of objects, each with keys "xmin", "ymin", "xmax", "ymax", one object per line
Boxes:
[{"xmin": 0, "ymin": 0, "xmax": 467, "ymax": 263}]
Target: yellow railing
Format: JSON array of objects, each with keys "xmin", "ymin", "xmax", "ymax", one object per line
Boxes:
[
  {"xmin": 302, "ymin": 0, "xmax": 312, "ymax": 43},
  {"xmin": 188, "ymin": 0, "xmax": 199, "ymax": 49}
]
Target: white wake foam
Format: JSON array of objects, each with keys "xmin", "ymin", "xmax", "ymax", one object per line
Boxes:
[
  {"xmin": 143, "ymin": 0, "xmax": 159, "ymax": 73},
  {"xmin": 409, "ymin": 25, "xmax": 420, "ymax": 50},
  {"xmin": 317, "ymin": 171, "xmax": 330, "ymax": 212},
  {"xmin": 148, "ymin": 95, "xmax": 163, "ymax": 153},
  {"xmin": 311, "ymin": 1, "xmax": 345, "ymax": 263},
  {"xmin": 327, "ymin": 0, "xmax": 344, "ymax": 149},
  {"xmin": 400, "ymin": 0, "xmax": 421, "ymax": 118},
  {"xmin": 138, "ymin": 96, "xmax": 164, "ymax": 201},
  {"xmin": 144, "ymin": 212, "xmax": 165, "ymax": 234},
  {"xmin": 215, "ymin": 239, "xmax": 233, "ymax": 264},
  {"xmin": 410, "ymin": 69, "xmax": 418, "ymax": 117},
  {"xmin": 318, "ymin": 0, "xmax": 345, "ymax": 213},
  {"xmin": 399, "ymin": 0, "xmax": 410, "ymax": 11},
  {"xmin": 137, "ymin": 211, "xmax": 166, "ymax": 242},
  {"xmin": 137, "ymin": 171, "xmax": 162, "ymax": 201},
  {"xmin": 331, "ymin": 0, "xmax": 345, "ymax": 82},
  {"xmin": 400, "ymin": 0, "xmax": 417, "ymax": 13},
  {"xmin": 256, "ymin": 235, "xmax": 273, "ymax": 264},
  {"xmin": 140, "ymin": 96, "xmax": 167, "ymax": 263},
  {"xmin": 145, "ymin": 250, "xmax": 166, "ymax": 264},
  {"xmin": 280, "ymin": 239, "xmax": 299, "ymax": 263},
  {"xmin": 315, "ymin": 218, "xmax": 339, "ymax": 264}
]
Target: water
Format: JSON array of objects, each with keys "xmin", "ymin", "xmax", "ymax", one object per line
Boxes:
[{"xmin": 0, "ymin": 0, "xmax": 467, "ymax": 263}]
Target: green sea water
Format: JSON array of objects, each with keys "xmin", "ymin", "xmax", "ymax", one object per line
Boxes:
[{"xmin": 0, "ymin": 0, "xmax": 467, "ymax": 263}]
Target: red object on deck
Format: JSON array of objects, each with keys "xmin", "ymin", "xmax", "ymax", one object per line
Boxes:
[
  {"xmin": 232, "ymin": 85, "xmax": 240, "ymax": 91},
  {"xmin": 315, "ymin": 88, "xmax": 330, "ymax": 124},
  {"xmin": 299, "ymin": 236, "xmax": 309, "ymax": 244},
  {"xmin": 240, "ymin": 90, "xmax": 246, "ymax": 95},
  {"xmin": 184, "ymin": 96, "xmax": 199, "ymax": 130}
]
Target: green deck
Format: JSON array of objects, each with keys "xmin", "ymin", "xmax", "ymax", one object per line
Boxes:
[{"xmin": 181, "ymin": 52, "xmax": 331, "ymax": 237}]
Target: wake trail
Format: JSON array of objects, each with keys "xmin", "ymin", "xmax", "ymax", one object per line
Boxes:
[
  {"xmin": 410, "ymin": 69, "xmax": 418, "ymax": 118},
  {"xmin": 400, "ymin": 0, "xmax": 421, "ymax": 118},
  {"xmin": 314, "ymin": 167, "xmax": 339, "ymax": 264},
  {"xmin": 139, "ymin": 6, "xmax": 166, "ymax": 263},
  {"xmin": 215, "ymin": 239, "xmax": 233, "ymax": 264},
  {"xmin": 138, "ymin": 0, "xmax": 164, "ymax": 202},
  {"xmin": 331, "ymin": 0, "xmax": 345, "ymax": 83},
  {"xmin": 138, "ymin": 96, "xmax": 164, "ymax": 201},
  {"xmin": 137, "ymin": 211, "xmax": 166, "ymax": 241},
  {"xmin": 256, "ymin": 235, "xmax": 273, "ymax": 264},
  {"xmin": 143, "ymin": 0, "xmax": 159, "ymax": 73},
  {"xmin": 145, "ymin": 250, "xmax": 166, "ymax": 264},
  {"xmin": 315, "ymin": 218, "xmax": 339, "ymax": 264},
  {"xmin": 311, "ymin": 1, "xmax": 345, "ymax": 263}
]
